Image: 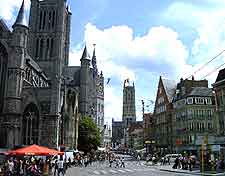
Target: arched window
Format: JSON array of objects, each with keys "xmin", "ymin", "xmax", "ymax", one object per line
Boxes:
[
  {"xmin": 52, "ymin": 11, "xmax": 55, "ymax": 28},
  {"xmin": 39, "ymin": 11, "xmax": 43, "ymax": 30},
  {"xmin": 35, "ymin": 38, "xmax": 39, "ymax": 58},
  {"xmin": 0, "ymin": 43, "xmax": 8, "ymax": 113},
  {"xmin": 39, "ymin": 39, "xmax": 44, "ymax": 59},
  {"xmin": 22, "ymin": 103, "xmax": 40, "ymax": 145},
  {"xmin": 43, "ymin": 11, "xmax": 46, "ymax": 30},
  {"xmin": 48, "ymin": 11, "xmax": 52, "ymax": 29},
  {"xmin": 50, "ymin": 38, "xmax": 54, "ymax": 57},
  {"xmin": 46, "ymin": 38, "xmax": 50, "ymax": 58}
]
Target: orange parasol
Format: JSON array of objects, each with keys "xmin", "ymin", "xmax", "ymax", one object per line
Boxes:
[{"xmin": 6, "ymin": 144, "xmax": 64, "ymax": 156}]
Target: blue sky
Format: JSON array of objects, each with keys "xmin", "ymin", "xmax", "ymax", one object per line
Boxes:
[{"xmin": 1, "ymin": 0, "xmax": 225, "ymax": 124}]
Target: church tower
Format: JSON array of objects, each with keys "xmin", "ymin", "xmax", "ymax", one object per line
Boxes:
[
  {"xmin": 28, "ymin": 0, "xmax": 71, "ymax": 114},
  {"xmin": 79, "ymin": 46, "xmax": 90, "ymax": 117},
  {"xmin": 122, "ymin": 79, "xmax": 136, "ymax": 126},
  {"xmin": 3, "ymin": 0, "xmax": 28, "ymax": 147}
]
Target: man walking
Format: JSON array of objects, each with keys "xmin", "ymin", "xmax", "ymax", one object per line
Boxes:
[
  {"xmin": 57, "ymin": 158, "xmax": 64, "ymax": 176},
  {"xmin": 120, "ymin": 157, "xmax": 125, "ymax": 168}
]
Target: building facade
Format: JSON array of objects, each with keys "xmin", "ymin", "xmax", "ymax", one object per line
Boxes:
[
  {"xmin": 173, "ymin": 78, "xmax": 216, "ymax": 154},
  {"xmin": 0, "ymin": 0, "xmax": 104, "ymax": 149},
  {"xmin": 143, "ymin": 113, "xmax": 155, "ymax": 154},
  {"xmin": 127, "ymin": 123, "xmax": 144, "ymax": 150},
  {"xmin": 212, "ymin": 68, "xmax": 225, "ymax": 136},
  {"xmin": 153, "ymin": 76, "xmax": 176, "ymax": 154}
]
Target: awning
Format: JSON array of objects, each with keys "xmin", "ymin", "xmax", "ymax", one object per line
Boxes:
[{"xmin": 6, "ymin": 144, "xmax": 64, "ymax": 156}]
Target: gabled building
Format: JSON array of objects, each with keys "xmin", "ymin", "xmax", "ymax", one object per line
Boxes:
[
  {"xmin": 212, "ymin": 68, "xmax": 225, "ymax": 136},
  {"xmin": 153, "ymin": 76, "xmax": 176, "ymax": 154},
  {"xmin": 173, "ymin": 77, "xmax": 216, "ymax": 154}
]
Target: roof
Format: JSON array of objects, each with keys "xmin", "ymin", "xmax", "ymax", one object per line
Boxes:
[
  {"xmin": 0, "ymin": 19, "xmax": 10, "ymax": 32},
  {"xmin": 161, "ymin": 78, "xmax": 176, "ymax": 102},
  {"xmin": 81, "ymin": 45, "xmax": 90, "ymax": 61},
  {"xmin": 26, "ymin": 57, "xmax": 48, "ymax": 80},
  {"xmin": 188, "ymin": 87, "xmax": 213, "ymax": 97},
  {"xmin": 13, "ymin": 0, "xmax": 28, "ymax": 28},
  {"xmin": 215, "ymin": 68, "xmax": 225, "ymax": 83},
  {"xmin": 63, "ymin": 66, "xmax": 81, "ymax": 86}
]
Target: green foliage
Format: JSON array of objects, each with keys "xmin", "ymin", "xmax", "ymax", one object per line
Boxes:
[{"xmin": 78, "ymin": 116, "xmax": 101, "ymax": 153}]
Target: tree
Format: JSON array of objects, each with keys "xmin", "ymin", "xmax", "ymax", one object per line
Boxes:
[{"xmin": 78, "ymin": 116, "xmax": 101, "ymax": 153}]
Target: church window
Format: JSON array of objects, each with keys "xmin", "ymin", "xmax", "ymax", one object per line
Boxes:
[
  {"xmin": 43, "ymin": 11, "xmax": 46, "ymax": 30},
  {"xmin": 48, "ymin": 11, "xmax": 52, "ymax": 29},
  {"xmin": 39, "ymin": 39, "xmax": 44, "ymax": 59},
  {"xmin": 50, "ymin": 38, "xmax": 54, "ymax": 57},
  {"xmin": 0, "ymin": 43, "xmax": 8, "ymax": 113},
  {"xmin": 39, "ymin": 11, "xmax": 43, "ymax": 30},
  {"xmin": 52, "ymin": 11, "xmax": 55, "ymax": 28},
  {"xmin": 35, "ymin": 39, "xmax": 39, "ymax": 58},
  {"xmin": 46, "ymin": 38, "xmax": 50, "ymax": 58}
]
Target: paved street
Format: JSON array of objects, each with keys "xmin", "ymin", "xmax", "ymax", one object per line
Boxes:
[{"xmin": 65, "ymin": 160, "xmax": 194, "ymax": 176}]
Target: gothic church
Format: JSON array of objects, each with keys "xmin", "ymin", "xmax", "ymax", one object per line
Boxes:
[{"xmin": 0, "ymin": 0, "xmax": 104, "ymax": 149}]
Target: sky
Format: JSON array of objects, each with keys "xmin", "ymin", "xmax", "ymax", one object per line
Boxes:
[{"xmin": 1, "ymin": 0, "xmax": 225, "ymax": 124}]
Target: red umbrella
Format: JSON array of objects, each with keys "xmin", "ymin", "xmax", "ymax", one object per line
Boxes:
[{"xmin": 6, "ymin": 144, "xmax": 64, "ymax": 156}]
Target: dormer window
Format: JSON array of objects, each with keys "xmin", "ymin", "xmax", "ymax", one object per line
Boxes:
[
  {"xmin": 195, "ymin": 97, "xmax": 204, "ymax": 104},
  {"xmin": 205, "ymin": 98, "xmax": 212, "ymax": 105},
  {"xmin": 187, "ymin": 97, "xmax": 193, "ymax": 104}
]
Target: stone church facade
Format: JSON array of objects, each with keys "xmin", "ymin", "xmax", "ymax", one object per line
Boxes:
[{"xmin": 0, "ymin": 0, "xmax": 104, "ymax": 149}]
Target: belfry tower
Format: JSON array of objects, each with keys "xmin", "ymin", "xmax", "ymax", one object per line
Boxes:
[{"xmin": 122, "ymin": 79, "xmax": 136, "ymax": 126}]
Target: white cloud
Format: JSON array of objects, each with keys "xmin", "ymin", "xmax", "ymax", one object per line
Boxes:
[
  {"xmin": 0, "ymin": 0, "xmax": 30, "ymax": 21},
  {"xmin": 69, "ymin": 23, "xmax": 190, "ymax": 121},
  {"xmin": 104, "ymin": 86, "xmax": 123, "ymax": 122},
  {"xmin": 164, "ymin": 1, "xmax": 225, "ymax": 84}
]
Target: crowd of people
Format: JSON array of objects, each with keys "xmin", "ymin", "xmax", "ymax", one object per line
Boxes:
[{"xmin": 1, "ymin": 156, "xmax": 51, "ymax": 176}]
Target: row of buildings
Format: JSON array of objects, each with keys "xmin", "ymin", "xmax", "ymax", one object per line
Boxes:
[
  {"xmin": 0, "ymin": 0, "xmax": 107, "ymax": 149},
  {"xmin": 144, "ymin": 72, "xmax": 225, "ymax": 156},
  {"xmin": 112, "ymin": 68, "xmax": 225, "ymax": 158}
]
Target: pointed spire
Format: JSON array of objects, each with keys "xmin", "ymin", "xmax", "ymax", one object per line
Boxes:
[
  {"xmin": 13, "ymin": 0, "xmax": 28, "ymax": 28},
  {"xmin": 92, "ymin": 44, "xmax": 97, "ymax": 66},
  {"xmin": 81, "ymin": 45, "xmax": 90, "ymax": 60}
]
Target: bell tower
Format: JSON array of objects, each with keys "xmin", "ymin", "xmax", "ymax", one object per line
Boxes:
[{"xmin": 28, "ymin": 0, "xmax": 72, "ymax": 114}]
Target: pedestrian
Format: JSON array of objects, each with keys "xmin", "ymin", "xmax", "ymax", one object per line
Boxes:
[
  {"xmin": 120, "ymin": 157, "xmax": 125, "ymax": 168},
  {"xmin": 68, "ymin": 157, "xmax": 71, "ymax": 168},
  {"xmin": 172, "ymin": 157, "xmax": 179, "ymax": 169},
  {"xmin": 115, "ymin": 157, "xmax": 120, "ymax": 168},
  {"xmin": 57, "ymin": 158, "xmax": 64, "ymax": 176},
  {"xmin": 7, "ymin": 159, "xmax": 14, "ymax": 175},
  {"xmin": 137, "ymin": 155, "xmax": 141, "ymax": 165},
  {"xmin": 54, "ymin": 159, "xmax": 58, "ymax": 176},
  {"xmin": 109, "ymin": 158, "xmax": 113, "ymax": 167},
  {"xmin": 84, "ymin": 156, "xmax": 88, "ymax": 167},
  {"xmin": 188, "ymin": 157, "xmax": 192, "ymax": 171}
]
